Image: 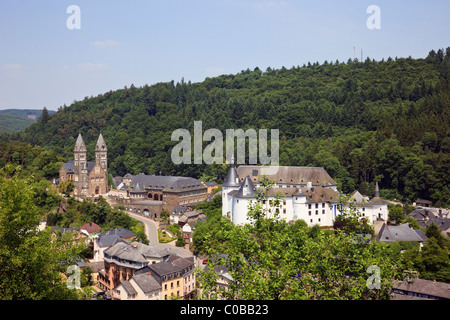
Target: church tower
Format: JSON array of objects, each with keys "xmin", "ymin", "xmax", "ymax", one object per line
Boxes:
[
  {"xmin": 95, "ymin": 133, "xmax": 108, "ymax": 173},
  {"xmin": 95, "ymin": 133, "xmax": 108, "ymax": 194},
  {"xmin": 74, "ymin": 133, "xmax": 88, "ymax": 196}
]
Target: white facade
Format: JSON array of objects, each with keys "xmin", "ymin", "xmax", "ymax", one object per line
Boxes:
[{"xmin": 222, "ymin": 165, "xmax": 387, "ymax": 228}]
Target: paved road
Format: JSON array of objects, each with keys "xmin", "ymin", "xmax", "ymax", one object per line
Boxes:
[
  {"xmin": 127, "ymin": 211, "xmax": 159, "ymax": 245},
  {"xmin": 126, "ymin": 211, "xmax": 194, "ymax": 259}
]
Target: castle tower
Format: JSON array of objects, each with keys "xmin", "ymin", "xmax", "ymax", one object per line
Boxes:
[
  {"xmin": 222, "ymin": 154, "xmax": 241, "ymax": 218},
  {"xmin": 74, "ymin": 133, "xmax": 88, "ymax": 196}
]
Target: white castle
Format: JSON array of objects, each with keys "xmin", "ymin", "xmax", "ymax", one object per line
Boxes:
[{"xmin": 222, "ymin": 157, "xmax": 388, "ymax": 227}]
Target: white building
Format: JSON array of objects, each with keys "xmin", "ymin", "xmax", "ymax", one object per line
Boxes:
[
  {"xmin": 347, "ymin": 183, "xmax": 388, "ymax": 224},
  {"xmin": 222, "ymin": 159, "xmax": 387, "ymax": 227}
]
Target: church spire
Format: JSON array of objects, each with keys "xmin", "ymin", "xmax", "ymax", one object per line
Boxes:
[
  {"xmin": 74, "ymin": 133, "xmax": 86, "ymax": 152},
  {"xmin": 374, "ymin": 181, "xmax": 380, "ymax": 198},
  {"xmin": 96, "ymin": 133, "xmax": 107, "ymax": 151}
]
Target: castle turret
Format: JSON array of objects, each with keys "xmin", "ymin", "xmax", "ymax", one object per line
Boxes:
[{"xmin": 222, "ymin": 154, "xmax": 241, "ymax": 219}]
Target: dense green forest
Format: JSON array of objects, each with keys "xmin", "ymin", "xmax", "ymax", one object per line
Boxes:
[{"xmin": 2, "ymin": 48, "xmax": 449, "ymax": 206}]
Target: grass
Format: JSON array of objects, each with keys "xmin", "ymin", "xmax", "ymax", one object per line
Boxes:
[{"xmin": 158, "ymin": 229, "xmax": 175, "ymax": 243}]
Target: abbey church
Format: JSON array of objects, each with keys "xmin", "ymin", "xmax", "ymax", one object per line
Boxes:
[{"xmin": 59, "ymin": 133, "xmax": 108, "ymax": 197}]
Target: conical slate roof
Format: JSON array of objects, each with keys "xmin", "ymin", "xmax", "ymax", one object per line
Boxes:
[
  {"xmin": 374, "ymin": 181, "xmax": 380, "ymax": 198},
  {"xmin": 96, "ymin": 133, "xmax": 107, "ymax": 151},
  {"xmin": 74, "ymin": 133, "xmax": 86, "ymax": 152},
  {"xmin": 223, "ymin": 154, "xmax": 240, "ymax": 187},
  {"xmin": 234, "ymin": 175, "xmax": 257, "ymax": 198}
]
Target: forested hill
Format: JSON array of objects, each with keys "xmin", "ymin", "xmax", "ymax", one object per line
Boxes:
[{"xmin": 10, "ymin": 48, "xmax": 450, "ymax": 206}]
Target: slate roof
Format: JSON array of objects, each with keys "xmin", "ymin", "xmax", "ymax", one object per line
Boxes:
[
  {"xmin": 426, "ymin": 217, "xmax": 450, "ymax": 231},
  {"xmin": 236, "ymin": 166, "xmax": 338, "ymax": 187},
  {"xmin": 223, "ymin": 155, "xmax": 240, "ymax": 188},
  {"xmin": 376, "ymin": 223, "xmax": 428, "ymax": 242},
  {"xmin": 393, "ymin": 278, "xmax": 450, "ymax": 299},
  {"xmin": 148, "ymin": 254, "xmax": 194, "ymax": 277},
  {"xmin": 128, "ymin": 174, "xmax": 205, "ymax": 192},
  {"xmin": 74, "ymin": 133, "xmax": 86, "ymax": 152},
  {"xmin": 233, "ymin": 175, "xmax": 257, "ymax": 199},
  {"xmin": 99, "ymin": 228, "xmax": 136, "ymax": 239},
  {"xmin": 95, "ymin": 133, "xmax": 107, "ymax": 151},
  {"xmin": 171, "ymin": 206, "xmax": 189, "ymax": 215},
  {"xmin": 132, "ymin": 273, "xmax": 161, "ymax": 293},
  {"xmin": 120, "ymin": 280, "xmax": 138, "ymax": 295},
  {"xmin": 97, "ymin": 234, "xmax": 127, "ymax": 248},
  {"xmin": 104, "ymin": 241, "xmax": 171, "ymax": 265},
  {"xmin": 62, "ymin": 159, "xmax": 98, "ymax": 175}
]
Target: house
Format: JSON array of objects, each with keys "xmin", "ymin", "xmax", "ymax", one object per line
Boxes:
[
  {"xmin": 80, "ymin": 222, "xmax": 101, "ymax": 237},
  {"xmin": 77, "ymin": 260, "xmax": 105, "ymax": 285},
  {"xmin": 177, "ymin": 210, "xmax": 206, "ymax": 244},
  {"xmin": 114, "ymin": 273, "xmax": 161, "ymax": 300},
  {"xmin": 170, "ymin": 205, "xmax": 189, "ymax": 224},
  {"xmin": 347, "ymin": 183, "xmax": 389, "ymax": 224},
  {"xmin": 392, "ymin": 277, "xmax": 450, "ymax": 300},
  {"xmin": 426, "ymin": 217, "xmax": 450, "ymax": 237},
  {"xmin": 200, "ymin": 255, "xmax": 233, "ymax": 300},
  {"xmin": 146, "ymin": 254, "xmax": 196, "ymax": 300},
  {"xmin": 97, "ymin": 241, "xmax": 170, "ymax": 292},
  {"xmin": 414, "ymin": 198, "xmax": 433, "ymax": 208},
  {"xmin": 93, "ymin": 234, "xmax": 127, "ymax": 262},
  {"xmin": 376, "ymin": 223, "xmax": 428, "ymax": 243},
  {"xmin": 203, "ymin": 181, "xmax": 219, "ymax": 194}
]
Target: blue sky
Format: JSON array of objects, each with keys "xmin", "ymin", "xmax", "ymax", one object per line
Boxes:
[{"xmin": 0, "ymin": 0, "xmax": 449, "ymax": 110}]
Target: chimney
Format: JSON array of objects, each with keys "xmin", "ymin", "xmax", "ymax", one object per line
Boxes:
[{"xmin": 306, "ymin": 181, "xmax": 312, "ymax": 189}]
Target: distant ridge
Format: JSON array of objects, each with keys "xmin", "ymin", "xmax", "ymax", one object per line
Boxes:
[{"xmin": 0, "ymin": 109, "xmax": 56, "ymax": 134}]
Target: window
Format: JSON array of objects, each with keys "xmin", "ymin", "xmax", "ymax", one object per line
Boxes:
[
  {"xmin": 164, "ymin": 284, "xmax": 167, "ymax": 290},
  {"xmin": 308, "ymin": 204, "xmax": 311, "ymax": 209},
  {"xmin": 315, "ymin": 203, "xmax": 318, "ymax": 208},
  {"xmin": 177, "ymin": 280, "xmax": 180, "ymax": 287},
  {"xmin": 283, "ymin": 208, "xmax": 286, "ymax": 214},
  {"xmin": 308, "ymin": 211, "xmax": 311, "ymax": 216},
  {"xmin": 322, "ymin": 203, "xmax": 325, "ymax": 208},
  {"xmin": 315, "ymin": 210, "xmax": 318, "ymax": 215}
]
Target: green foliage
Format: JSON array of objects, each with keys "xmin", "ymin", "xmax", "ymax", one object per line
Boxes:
[
  {"xmin": 333, "ymin": 195, "xmax": 375, "ymax": 235},
  {"xmin": 388, "ymin": 204, "xmax": 405, "ymax": 224},
  {"xmin": 0, "ymin": 165, "xmax": 83, "ymax": 299},
  {"xmin": 2, "ymin": 48, "xmax": 447, "ymax": 206},
  {"xmin": 197, "ymin": 177, "xmax": 400, "ymax": 299}
]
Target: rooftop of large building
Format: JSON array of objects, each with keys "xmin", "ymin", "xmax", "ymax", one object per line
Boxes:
[
  {"xmin": 127, "ymin": 173, "xmax": 205, "ymax": 193},
  {"xmin": 236, "ymin": 166, "xmax": 338, "ymax": 187}
]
